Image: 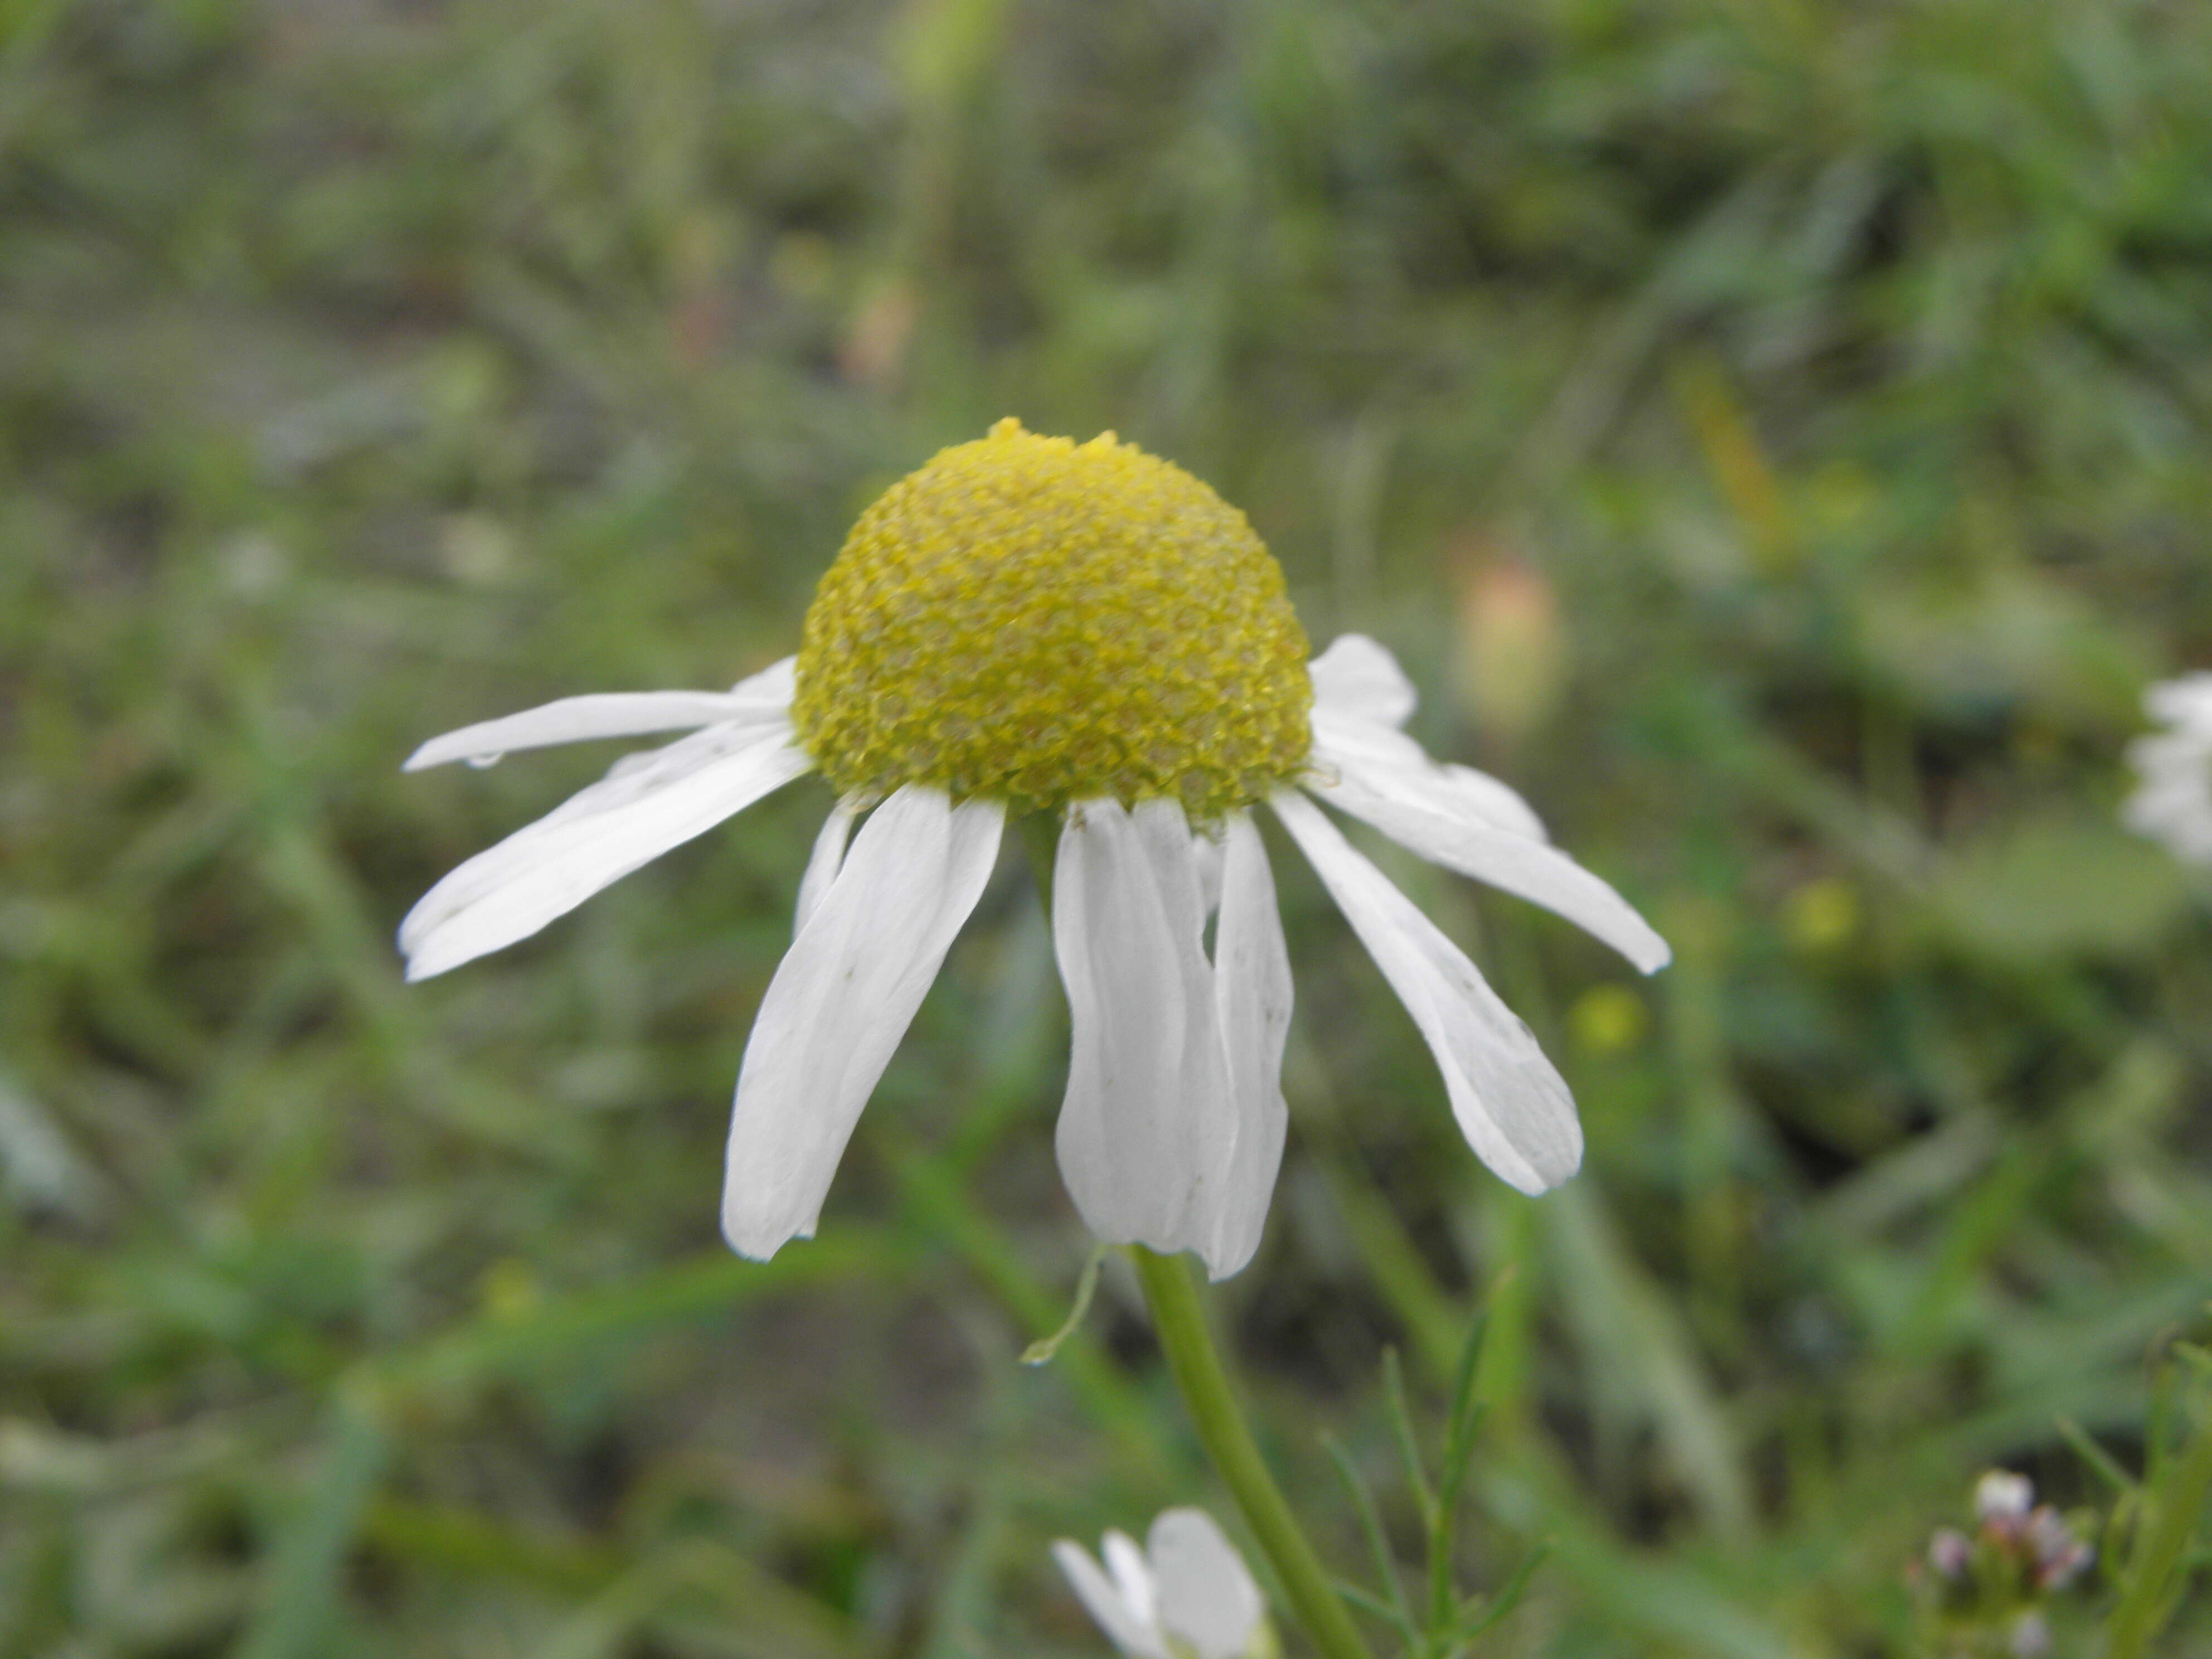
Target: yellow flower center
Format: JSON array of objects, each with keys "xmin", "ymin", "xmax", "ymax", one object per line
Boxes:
[{"xmin": 792, "ymin": 419, "xmax": 1312, "ymax": 819}]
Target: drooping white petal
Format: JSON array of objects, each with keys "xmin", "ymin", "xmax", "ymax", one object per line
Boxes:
[
  {"xmin": 400, "ymin": 720, "xmax": 814, "ymax": 980},
  {"xmin": 1435, "ymin": 761, "xmax": 1551, "ymax": 843},
  {"xmin": 1308, "ymin": 709, "xmax": 1550, "ymax": 842},
  {"xmin": 1206, "ymin": 812, "xmax": 1292, "ymax": 1278},
  {"xmin": 1051, "ymin": 798, "xmax": 1248, "ymax": 1278},
  {"xmin": 1149, "ymin": 1510, "xmax": 1268, "ymax": 1659},
  {"xmin": 1309, "ymin": 720, "xmax": 1669, "ymax": 974},
  {"xmin": 794, "ymin": 797, "xmax": 859, "ymax": 937},
  {"xmin": 404, "ymin": 691, "xmax": 773, "ymax": 773},
  {"xmin": 720, "ymin": 787, "xmax": 1003, "ymax": 1259},
  {"xmin": 1309, "ymin": 633, "xmax": 1418, "ymax": 729},
  {"xmin": 1272, "ymin": 789, "xmax": 1581, "ymax": 1194},
  {"xmin": 1051, "ymin": 1539, "xmax": 1169, "ymax": 1659}
]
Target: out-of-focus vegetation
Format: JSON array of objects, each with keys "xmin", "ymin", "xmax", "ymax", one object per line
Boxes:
[{"xmin": 6, "ymin": 0, "xmax": 2212, "ymax": 1653}]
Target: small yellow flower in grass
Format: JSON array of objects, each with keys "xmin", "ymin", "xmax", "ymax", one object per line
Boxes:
[
  {"xmin": 1568, "ymin": 983, "xmax": 1647, "ymax": 1056},
  {"xmin": 399, "ymin": 420, "xmax": 1670, "ymax": 1277},
  {"xmin": 1785, "ymin": 874, "xmax": 1860, "ymax": 953},
  {"xmin": 1054, "ymin": 1508, "xmax": 1276, "ymax": 1659},
  {"xmin": 2124, "ymin": 673, "xmax": 2212, "ymax": 866}
]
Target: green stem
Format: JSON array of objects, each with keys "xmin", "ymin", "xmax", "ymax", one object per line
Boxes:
[
  {"xmin": 2107, "ymin": 1383, "xmax": 2212, "ymax": 1659},
  {"xmin": 1132, "ymin": 1246, "xmax": 1374, "ymax": 1659}
]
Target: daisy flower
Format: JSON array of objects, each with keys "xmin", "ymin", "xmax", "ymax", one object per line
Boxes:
[
  {"xmin": 2123, "ymin": 673, "xmax": 2212, "ymax": 866},
  {"xmin": 1052, "ymin": 1508, "xmax": 1274, "ymax": 1659},
  {"xmin": 400, "ymin": 420, "xmax": 1669, "ymax": 1278}
]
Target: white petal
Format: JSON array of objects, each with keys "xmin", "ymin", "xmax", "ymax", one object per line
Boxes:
[
  {"xmin": 1309, "ymin": 709, "xmax": 1550, "ymax": 843},
  {"xmin": 1104, "ymin": 1530, "xmax": 1159, "ymax": 1632},
  {"xmin": 404, "ymin": 691, "xmax": 771, "ymax": 773},
  {"xmin": 2146, "ymin": 672, "xmax": 2212, "ymax": 732},
  {"xmin": 1192, "ymin": 828, "xmax": 1225, "ymax": 919},
  {"xmin": 400, "ymin": 720, "xmax": 813, "ymax": 980},
  {"xmin": 2126, "ymin": 725, "xmax": 2212, "ymax": 852},
  {"xmin": 1310, "ymin": 720, "xmax": 1669, "ymax": 974},
  {"xmin": 1312, "ymin": 706, "xmax": 1428, "ymax": 768},
  {"xmin": 2128, "ymin": 731, "xmax": 2208, "ymax": 777},
  {"xmin": 1309, "ymin": 634, "xmax": 1417, "ymax": 729},
  {"xmin": 1975, "ymin": 1471, "xmax": 2034, "ymax": 1523},
  {"xmin": 1053, "ymin": 1540, "xmax": 1167, "ymax": 1659},
  {"xmin": 1149, "ymin": 1510, "xmax": 1268, "ymax": 1659},
  {"xmin": 1206, "ymin": 812, "xmax": 1291, "ymax": 1278},
  {"xmin": 1271, "ymin": 789, "xmax": 1581, "ymax": 1194},
  {"xmin": 1434, "ymin": 761, "xmax": 1551, "ymax": 843},
  {"xmin": 794, "ymin": 797, "xmax": 859, "ymax": 937},
  {"xmin": 729, "ymin": 655, "xmax": 799, "ymax": 709},
  {"xmin": 1051, "ymin": 799, "xmax": 1246, "ymax": 1278},
  {"xmin": 720, "ymin": 787, "xmax": 1003, "ymax": 1258},
  {"xmin": 2126, "ymin": 754, "xmax": 2211, "ymax": 814}
]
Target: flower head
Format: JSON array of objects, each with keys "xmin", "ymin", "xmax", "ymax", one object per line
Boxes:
[
  {"xmin": 793, "ymin": 420, "xmax": 1311, "ymax": 819},
  {"xmin": 399, "ymin": 421, "xmax": 1669, "ymax": 1277},
  {"xmin": 1052, "ymin": 1508, "xmax": 1274, "ymax": 1659},
  {"xmin": 2123, "ymin": 673, "xmax": 2212, "ymax": 866}
]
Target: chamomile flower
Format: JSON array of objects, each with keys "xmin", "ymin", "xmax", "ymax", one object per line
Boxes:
[
  {"xmin": 1052, "ymin": 1508, "xmax": 1274, "ymax": 1659},
  {"xmin": 2124, "ymin": 674, "xmax": 2212, "ymax": 866},
  {"xmin": 400, "ymin": 420, "xmax": 1669, "ymax": 1277}
]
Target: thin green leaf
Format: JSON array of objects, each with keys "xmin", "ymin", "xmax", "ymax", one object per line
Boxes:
[
  {"xmin": 1445, "ymin": 1289, "xmax": 1500, "ymax": 1466},
  {"xmin": 1440, "ymin": 1542, "xmax": 1550, "ymax": 1652},
  {"xmin": 1329, "ymin": 1578, "xmax": 1417, "ymax": 1638},
  {"xmin": 233, "ymin": 1390, "xmax": 391, "ymax": 1659},
  {"xmin": 2055, "ymin": 1414, "xmax": 2138, "ymax": 1496},
  {"xmin": 1381, "ymin": 1347, "xmax": 1437, "ymax": 1524},
  {"xmin": 2107, "ymin": 1381, "xmax": 2212, "ymax": 1659},
  {"xmin": 1323, "ymin": 1435, "xmax": 1416, "ymax": 1640},
  {"xmin": 1021, "ymin": 1243, "xmax": 1108, "ymax": 1366},
  {"xmin": 1430, "ymin": 1294, "xmax": 1502, "ymax": 1635}
]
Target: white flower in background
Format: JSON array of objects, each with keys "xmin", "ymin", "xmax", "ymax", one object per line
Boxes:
[
  {"xmin": 1974, "ymin": 1469, "xmax": 2034, "ymax": 1526},
  {"xmin": 401, "ymin": 420, "xmax": 1669, "ymax": 1277},
  {"xmin": 2123, "ymin": 674, "xmax": 2212, "ymax": 866},
  {"xmin": 1052, "ymin": 1508, "xmax": 1274, "ymax": 1659},
  {"xmin": 1972, "ymin": 1469, "xmax": 2093, "ymax": 1590}
]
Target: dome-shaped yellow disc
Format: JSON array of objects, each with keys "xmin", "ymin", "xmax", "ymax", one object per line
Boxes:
[{"xmin": 792, "ymin": 420, "xmax": 1312, "ymax": 819}]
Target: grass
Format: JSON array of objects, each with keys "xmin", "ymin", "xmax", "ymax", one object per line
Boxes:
[{"xmin": 4, "ymin": 0, "xmax": 2212, "ymax": 1653}]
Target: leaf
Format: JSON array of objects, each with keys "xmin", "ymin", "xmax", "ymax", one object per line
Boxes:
[
  {"xmin": 232, "ymin": 1393, "xmax": 390, "ymax": 1659},
  {"xmin": 1930, "ymin": 813, "xmax": 2187, "ymax": 961},
  {"xmin": 1542, "ymin": 1184, "xmax": 1754, "ymax": 1540}
]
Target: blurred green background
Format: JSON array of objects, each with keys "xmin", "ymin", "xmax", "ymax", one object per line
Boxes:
[{"xmin": 6, "ymin": 0, "xmax": 2212, "ymax": 1653}]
